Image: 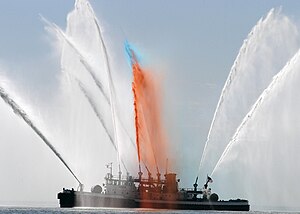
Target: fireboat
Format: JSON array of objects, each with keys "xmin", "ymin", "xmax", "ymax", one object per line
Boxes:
[{"xmin": 58, "ymin": 163, "xmax": 250, "ymax": 211}]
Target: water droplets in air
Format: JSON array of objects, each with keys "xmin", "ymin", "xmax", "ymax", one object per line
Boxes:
[{"xmin": 199, "ymin": 8, "xmax": 300, "ymax": 178}]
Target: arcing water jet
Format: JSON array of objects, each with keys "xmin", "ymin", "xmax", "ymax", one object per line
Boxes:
[
  {"xmin": 76, "ymin": 79, "xmax": 128, "ymax": 172},
  {"xmin": 0, "ymin": 86, "xmax": 82, "ymax": 185},
  {"xmin": 199, "ymin": 8, "xmax": 300, "ymax": 177},
  {"xmin": 212, "ymin": 48, "xmax": 300, "ymax": 175},
  {"xmin": 42, "ymin": 17, "xmax": 110, "ymax": 103},
  {"xmin": 44, "ymin": 16, "xmax": 137, "ymax": 152},
  {"xmin": 90, "ymin": 6, "xmax": 123, "ymax": 173},
  {"xmin": 76, "ymin": 79, "xmax": 113, "ymax": 145},
  {"xmin": 211, "ymin": 47, "xmax": 300, "ymax": 209},
  {"xmin": 44, "ymin": 13, "xmax": 140, "ymax": 176}
]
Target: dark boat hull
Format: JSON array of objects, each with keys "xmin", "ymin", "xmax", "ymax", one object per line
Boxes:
[{"xmin": 58, "ymin": 191, "xmax": 250, "ymax": 211}]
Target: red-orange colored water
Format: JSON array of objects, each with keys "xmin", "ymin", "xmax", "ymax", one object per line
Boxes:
[{"xmin": 131, "ymin": 60, "xmax": 169, "ymax": 175}]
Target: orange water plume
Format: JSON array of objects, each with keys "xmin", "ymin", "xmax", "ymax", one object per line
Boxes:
[{"xmin": 129, "ymin": 47, "xmax": 169, "ymax": 176}]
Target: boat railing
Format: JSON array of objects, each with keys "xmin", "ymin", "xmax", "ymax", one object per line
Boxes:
[
  {"xmin": 180, "ymin": 188, "xmax": 203, "ymax": 193},
  {"xmin": 106, "ymin": 174, "xmax": 134, "ymax": 180}
]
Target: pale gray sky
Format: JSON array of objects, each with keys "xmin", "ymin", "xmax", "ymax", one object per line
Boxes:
[{"xmin": 1, "ymin": 0, "xmax": 300, "ymax": 206}]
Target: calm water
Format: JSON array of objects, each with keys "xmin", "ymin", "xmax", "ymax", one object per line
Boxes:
[{"xmin": 0, "ymin": 207, "xmax": 297, "ymax": 214}]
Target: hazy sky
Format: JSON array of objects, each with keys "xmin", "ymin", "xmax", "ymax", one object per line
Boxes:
[{"xmin": 1, "ymin": 0, "xmax": 300, "ymax": 206}]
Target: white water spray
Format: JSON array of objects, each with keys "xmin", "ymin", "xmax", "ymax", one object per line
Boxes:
[
  {"xmin": 88, "ymin": 5, "xmax": 124, "ymax": 174},
  {"xmin": 54, "ymin": 0, "xmax": 127, "ymax": 188},
  {"xmin": 199, "ymin": 8, "xmax": 300, "ymax": 177},
  {"xmin": 213, "ymin": 48, "xmax": 300, "ymax": 174},
  {"xmin": 0, "ymin": 86, "xmax": 82, "ymax": 185},
  {"xmin": 76, "ymin": 79, "xmax": 128, "ymax": 172},
  {"xmin": 42, "ymin": 17, "xmax": 110, "ymax": 103},
  {"xmin": 44, "ymin": 16, "xmax": 137, "ymax": 152},
  {"xmin": 212, "ymin": 47, "xmax": 300, "ymax": 209}
]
